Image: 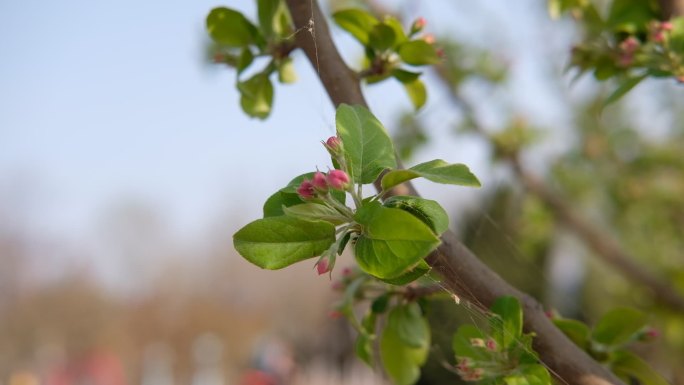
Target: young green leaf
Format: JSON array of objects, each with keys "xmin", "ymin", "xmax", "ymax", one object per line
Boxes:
[
  {"xmin": 336, "ymin": 104, "xmax": 397, "ymax": 184},
  {"xmin": 282, "ymin": 203, "xmax": 347, "ymax": 225},
  {"xmin": 207, "ymin": 7, "xmax": 260, "ymax": 47},
  {"xmin": 356, "ymin": 333, "xmax": 374, "ymax": 367},
  {"xmin": 257, "ymin": 0, "xmax": 291, "ymax": 38},
  {"xmin": 504, "ymin": 364, "xmax": 552, "ymax": 385},
  {"xmin": 368, "ymin": 23, "xmax": 396, "ymax": 51},
  {"xmin": 452, "ymin": 324, "xmax": 490, "ymax": 362},
  {"xmin": 398, "ymin": 40, "xmax": 441, "ymax": 66},
  {"xmin": 381, "ymin": 159, "xmax": 480, "ymax": 191},
  {"xmin": 233, "ymin": 217, "xmax": 335, "ymax": 269},
  {"xmin": 610, "ymin": 350, "xmax": 669, "ymax": 385},
  {"xmin": 401, "ymin": 79, "xmax": 427, "ymax": 110},
  {"xmin": 602, "ymin": 74, "xmax": 647, "ymax": 108},
  {"xmin": 263, "ymin": 190, "xmax": 304, "ymax": 217},
  {"xmin": 553, "ymin": 319, "xmax": 591, "ymax": 349},
  {"xmin": 354, "ymin": 202, "xmax": 440, "ymax": 279},
  {"xmin": 277, "ymin": 57, "xmax": 297, "ymax": 83},
  {"xmin": 380, "ymin": 305, "xmax": 430, "ymax": 385},
  {"xmin": 383, "ymin": 196, "xmax": 449, "ymax": 235},
  {"xmin": 380, "ymin": 260, "xmax": 430, "ymax": 286},
  {"xmin": 238, "ymin": 73, "xmax": 274, "ymax": 119},
  {"xmin": 489, "ymin": 296, "xmax": 523, "ymax": 349},
  {"xmin": 592, "ymin": 307, "xmax": 648, "ymax": 347},
  {"xmin": 383, "ymin": 16, "xmax": 407, "ymax": 47},
  {"xmin": 332, "ymin": 9, "xmax": 379, "ymax": 45}
]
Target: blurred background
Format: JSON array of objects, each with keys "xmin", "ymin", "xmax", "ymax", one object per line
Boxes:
[{"xmin": 1, "ymin": 0, "xmax": 683, "ymax": 384}]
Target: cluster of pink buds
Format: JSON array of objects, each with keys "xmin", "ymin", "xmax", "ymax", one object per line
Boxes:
[
  {"xmin": 650, "ymin": 20, "xmax": 673, "ymax": 43},
  {"xmin": 297, "ymin": 170, "xmax": 350, "ymax": 199},
  {"xmin": 331, "ymin": 267, "xmax": 355, "ymax": 291},
  {"xmin": 296, "ymin": 169, "xmax": 350, "ymax": 200},
  {"xmin": 455, "ymin": 358, "xmax": 484, "ymax": 382},
  {"xmin": 617, "ymin": 36, "xmax": 640, "ymax": 67}
]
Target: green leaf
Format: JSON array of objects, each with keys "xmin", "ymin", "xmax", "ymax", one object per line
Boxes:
[
  {"xmin": 380, "ymin": 260, "xmax": 430, "ymax": 285},
  {"xmin": 402, "ymin": 79, "xmax": 427, "ymax": 110},
  {"xmin": 238, "ymin": 73, "xmax": 274, "ymax": 119},
  {"xmin": 592, "ymin": 307, "xmax": 648, "ymax": 347},
  {"xmin": 354, "ymin": 202, "xmax": 440, "ymax": 279},
  {"xmin": 283, "ymin": 203, "xmax": 346, "ymax": 225},
  {"xmin": 398, "ymin": 40, "xmax": 441, "ymax": 66},
  {"xmin": 236, "ymin": 48, "xmax": 254, "ymax": 74},
  {"xmin": 553, "ymin": 319, "xmax": 591, "ymax": 349},
  {"xmin": 233, "ymin": 217, "xmax": 336, "ymax": 269},
  {"xmin": 263, "ymin": 191, "xmax": 303, "ymax": 217},
  {"xmin": 452, "ymin": 324, "xmax": 490, "ymax": 362},
  {"xmin": 383, "ymin": 16, "xmax": 407, "ymax": 47},
  {"xmin": 207, "ymin": 7, "xmax": 259, "ymax": 47},
  {"xmin": 356, "ymin": 333, "xmax": 374, "ymax": 367},
  {"xmin": 369, "ymin": 23, "xmax": 396, "ymax": 51},
  {"xmin": 380, "ymin": 305, "xmax": 430, "ymax": 385},
  {"xmin": 383, "ymin": 196, "xmax": 449, "ymax": 235},
  {"xmin": 490, "ymin": 296, "xmax": 523, "ymax": 349},
  {"xmin": 278, "ymin": 57, "xmax": 297, "ymax": 83},
  {"xmin": 607, "ymin": 0, "xmax": 657, "ymax": 33},
  {"xmin": 611, "ymin": 350, "xmax": 669, "ymax": 385},
  {"xmin": 336, "ymin": 104, "xmax": 397, "ymax": 184},
  {"xmin": 392, "ymin": 69, "xmax": 422, "ymax": 83},
  {"xmin": 602, "ymin": 74, "xmax": 647, "ymax": 108},
  {"xmin": 257, "ymin": 0, "xmax": 291, "ymax": 38},
  {"xmin": 332, "ymin": 9, "xmax": 379, "ymax": 45},
  {"xmin": 381, "ymin": 159, "xmax": 481, "ymax": 191},
  {"xmin": 504, "ymin": 365, "xmax": 552, "ymax": 385}
]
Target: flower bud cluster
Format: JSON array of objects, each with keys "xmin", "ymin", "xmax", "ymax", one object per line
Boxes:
[
  {"xmin": 296, "ymin": 169, "xmax": 350, "ymax": 200},
  {"xmin": 617, "ymin": 36, "xmax": 640, "ymax": 67},
  {"xmin": 650, "ymin": 20, "xmax": 673, "ymax": 43},
  {"xmin": 455, "ymin": 358, "xmax": 484, "ymax": 382}
]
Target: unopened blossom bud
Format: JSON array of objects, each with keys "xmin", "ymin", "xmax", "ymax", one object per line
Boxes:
[
  {"xmin": 436, "ymin": 47, "xmax": 446, "ymax": 59},
  {"xmin": 661, "ymin": 21, "xmax": 673, "ymax": 31},
  {"xmin": 342, "ymin": 267, "xmax": 353, "ymax": 277},
  {"xmin": 213, "ymin": 53, "xmax": 225, "ymax": 63},
  {"xmin": 456, "ymin": 357, "xmax": 471, "ymax": 371},
  {"xmin": 410, "ymin": 17, "xmax": 427, "ymax": 34},
  {"xmin": 463, "ymin": 368, "xmax": 484, "ymax": 382},
  {"xmin": 619, "ymin": 37, "xmax": 639, "ymax": 54},
  {"xmin": 638, "ymin": 327, "xmax": 660, "ymax": 342},
  {"xmin": 470, "ymin": 338, "xmax": 485, "ymax": 348},
  {"xmin": 327, "ymin": 170, "xmax": 350, "ymax": 190},
  {"xmin": 328, "ymin": 310, "xmax": 343, "ymax": 319},
  {"xmin": 324, "ymin": 136, "xmax": 343, "ymax": 156},
  {"xmin": 316, "ymin": 258, "xmax": 330, "ymax": 275},
  {"xmin": 485, "ymin": 338, "xmax": 497, "ymax": 351},
  {"xmin": 423, "ymin": 33, "xmax": 436, "ymax": 44},
  {"xmin": 331, "ymin": 281, "xmax": 344, "ymax": 291},
  {"xmin": 296, "ymin": 180, "xmax": 316, "ymax": 199},
  {"xmin": 312, "ymin": 171, "xmax": 328, "ymax": 192}
]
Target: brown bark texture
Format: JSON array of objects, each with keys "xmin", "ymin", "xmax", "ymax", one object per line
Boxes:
[{"xmin": 283, "ymin": 0, "xmax": 629, "ymax": 384}]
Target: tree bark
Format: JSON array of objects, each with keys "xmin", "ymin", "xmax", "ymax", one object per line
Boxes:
[{"xmin": 284, "ymin": 1, "xmax": 627, "ymax": 384}]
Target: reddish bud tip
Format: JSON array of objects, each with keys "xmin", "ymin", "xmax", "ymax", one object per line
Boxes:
[
  {"xmin": 296, "ymin": 180, "xmax": 316, "ymax": 199},
  {"xmin": 312, "ymin": 172, "xmax": 328, "ymax": 191},
  {"xmin": 327, "ymin": 170, "xmax": 350, "ymax": 190},
  {"xmin": 423, "ymin": 34, "xmax": 436, "ymax": 44},
  {"xmin": 331, "ymin": 281, "xmax": 344, "ymax": 291},
  {"xmin": 661, "ymin": 21, "xmax": 673, "ymax": 31},
  {"xmin": 328, "ymin": 310, "xmax": 343, "ymax": 319},
  {"xmin": 619, "ymin": 37, "xmax": 639, "ymax": 53},
  {"xmin": 342, "ymin": 267, "xmax": 353, "ymax": 277},
  {"xmin": 316, "ymin": 258, "xmax": 330, "ymax": 275},
  {"xmin": 485, "ymin": 338, "xmax": 497, "ymax": 351},
  {"xmin": 213, "ymin": 53, "xmax": 225, "ymax": 63},
  {"xmin": 411, "ymin": 17, "xmax": 427, "ymax": 34},
  {"xmin": 436, "ymin": 47, "xmax": 446, "ymax": 59},
  {"xmin": 639, "ymin": 327, "xmax": 660, "ymax": 342},
  {"xmin": 326, "ymin": 136, "xmax": 341, "ymax": 149}
]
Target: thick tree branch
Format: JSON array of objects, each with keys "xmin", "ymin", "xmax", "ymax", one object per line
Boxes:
[
  {"xmin": 284, "ymin": 1, "xmax": 626, "ymax": 384},
  {"xmin": 658, "ymin": 0, "xmax": 684, "ymax": 19},
  {"xmin": 432, "ymin": 65, "xmax": 684, "ymax": 314}
]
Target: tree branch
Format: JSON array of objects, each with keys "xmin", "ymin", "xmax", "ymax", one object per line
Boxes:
[{"xmin": 284, "ymin": 1, "xmax": 626, "ymax": 384}]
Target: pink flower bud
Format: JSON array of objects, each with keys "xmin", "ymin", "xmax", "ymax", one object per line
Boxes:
[
  {"xmin": 323, "ymin": 136, "xmax": 343, "ymax": 156},
  {"xmin": 331, "ymin": 281, "xmax": 344, "ymax": 291},
  {"xmin": 456, "ymin": 357, "xmax": 471, "ymax": 371},
  {"xmin": 342, "ymin": 267, "xmax": 353, "ymax": 277},
  {"xmin": 638, "ymin": 327, "xmax": 660, "ymax": 342},
  {"xmin": 485, "ymin": 338, "xmax": 497, "ymax": 351},
  {"xmin": 213, "ymin": 53, "xmax": 225, "ymax": 63},
  {"xmin": 436, "ymin": 47, "xmax": 446, "ymax": 59},
  {"xmin": 469, "ymin": 338, "xmax": 485, "ymax": 348},
  {"xmin": 327, "ymin": 170, "xmax": 350, "ymax": 190},
  {"xmin": 661, "ymin": 21, "xmax": 673, "ymax": 31},
  {"xmin": 312, "ymin": 172, "xmax": 328, "ymax": 192},
  {"xmin": 411, "ymin": 17, "xmax": 427, "ymax": 34},
  {"xmin": 463, "ymin": 368, "xmax": 484, "ymax": 382},
  {"xmin": 296, "ymin": 180, "xmax": 316, "ymax": 199},
  {"xmin": 328, "ymin": 310, "xmax": 343, "ymax": 319},
  {"xmin": 423, "ymin": 33, "xmax": 436, "ymax": 44},
  {"xmin": 653, "ymin": 31, "xmax": 665, "ymax": 43},
  {"xmin": 316, "ymin": 258, "xmax": 330, "ymax": 275},
  {"xmin": 619, "ymin": 37, "xmax": 639, "ymax": 53}
]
